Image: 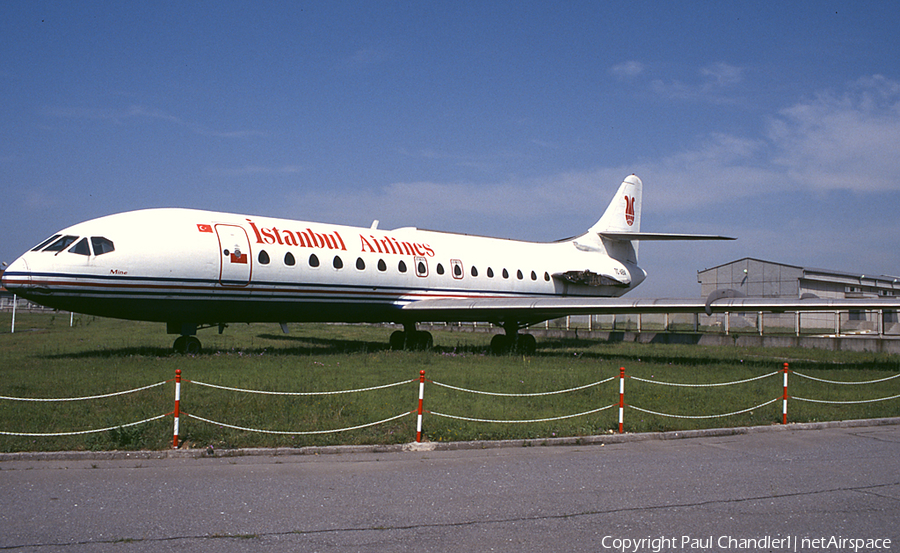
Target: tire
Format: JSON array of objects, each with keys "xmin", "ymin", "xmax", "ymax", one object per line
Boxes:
[
  {"xmin": 517, "ymin": 333, "xmax": 537, "ymax": 355},
  {"xmin": 390, "ymin": 330, "xmax": 406, "ymax": 350},
  {"xmin": 184, "ymin": 336, "xmax": 202, "ymax": 355},
  {"xmin": 173, "ymin": 335, "xmax": 202, "ymax": 354},
  {"xmin": 413, "ymin": 331, "xmax": 433, "ymax": 350},
  {"xmin": 490, "ymin": 334, "xmax": 511, "ymax": 355}
]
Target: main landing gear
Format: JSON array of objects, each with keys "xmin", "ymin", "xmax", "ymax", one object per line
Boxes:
[
  {"xmin": 490, "ymin": 332, "xmax": 537, "ymax": 355},
  {"xmin": 390, "ymin": 323, "xmax": 433, "ymax": 350},
  {"xmin": 489, "ymin": 322, "xmax": 537, "ymax": 355},
  {"xmin": 389, "ymin": 322, "xmax": 537, "ymax": 354}
]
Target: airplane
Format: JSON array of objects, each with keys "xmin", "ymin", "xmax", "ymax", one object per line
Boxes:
[{"xmin": 4, "ymin": 174, "xmax": 900, "ymax": 354}]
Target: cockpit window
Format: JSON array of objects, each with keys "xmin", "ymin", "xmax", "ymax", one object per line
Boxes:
[
  {"xmin": 69, "ymin": 238, "xmax": 91, "ymax": 256},
  {"xmin": 33, "ymin": 235, "xmax": 115, "ymax": 256},
  {"xmin": 91, "ymin": 237, "xmax": 115, "ymax": 255},
  {"xmin": 32, "ymin": 235, "xmax": 61, "ymax": 252},
  {"xmin": 43, "ymin": 235, "xmax": 79, "ymax": 253}
]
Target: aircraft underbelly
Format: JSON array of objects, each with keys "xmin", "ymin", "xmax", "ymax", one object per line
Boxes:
[{"xmin": 22, "ymin": 293, "xmax": 402, "ymax": 324}]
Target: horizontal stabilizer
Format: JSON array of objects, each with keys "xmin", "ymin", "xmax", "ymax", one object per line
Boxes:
[{"xmin": 598, "ymin": 232, "xmax": 735, "ymax": 241}]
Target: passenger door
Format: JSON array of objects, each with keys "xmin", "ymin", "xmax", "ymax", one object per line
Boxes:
[{"xmin": 215, "ymin": 224, "xmax": 252, "ymax": 286}]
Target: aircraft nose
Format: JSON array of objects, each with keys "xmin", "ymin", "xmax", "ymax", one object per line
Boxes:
[{"xmin": 1, "ymin": 256, "xmax": 31, "ymax": 292}]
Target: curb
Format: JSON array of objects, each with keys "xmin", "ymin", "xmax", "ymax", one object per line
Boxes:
[{"xmin": 2, "ymin": 417, "xmax": 898, "ymax": 463}]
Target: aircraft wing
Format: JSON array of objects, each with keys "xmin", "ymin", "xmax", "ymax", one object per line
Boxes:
[{"xmin": 401, "ymin": 294, "xmax": 900, "ymax": 323}]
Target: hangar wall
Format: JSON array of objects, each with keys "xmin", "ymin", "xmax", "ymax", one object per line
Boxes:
[
  {"xmin": 697, "ymin": 257, "xmax": 900, "ymax": 334},
  {"xmin": 698, "ymin": 257, "xmax": 900, "ymax": 299}
]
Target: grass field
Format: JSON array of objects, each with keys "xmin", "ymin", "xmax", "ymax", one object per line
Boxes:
[{"xmin": 1, "ymin": 311, "xmax": 898, "ymax": 452}]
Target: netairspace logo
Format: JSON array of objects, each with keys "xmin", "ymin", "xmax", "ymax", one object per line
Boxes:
[{"xmin": 600, "ymin": 535, "xmax": 892, "ymax": 552}]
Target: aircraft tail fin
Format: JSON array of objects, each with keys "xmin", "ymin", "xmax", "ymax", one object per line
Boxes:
[{"xmin": 588, "ymin": 174, "xmax": 642, "ymax": 235}]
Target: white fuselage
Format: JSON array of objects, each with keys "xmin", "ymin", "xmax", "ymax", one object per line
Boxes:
[{"xmin": 2, "ymin": 207, "xmax": 644, "ymax": 328}]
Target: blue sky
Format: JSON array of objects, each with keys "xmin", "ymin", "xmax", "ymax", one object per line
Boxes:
[{"xmin": 2, "ymin": 1, "xmax": 899, "ymax": 297}]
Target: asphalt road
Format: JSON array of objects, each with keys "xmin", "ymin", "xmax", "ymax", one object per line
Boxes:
[{"xmin": 1, "ymin": 423, "xmax": 899, "ymax": 552}]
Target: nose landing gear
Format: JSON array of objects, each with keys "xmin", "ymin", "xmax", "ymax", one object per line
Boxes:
[
  {"xmin": 168, "ymin": 322, "xmax": 208, "ymax": 355},
  {"xmin": 173, "ymin": 335, "xmax": 202, "ymax": 355}
]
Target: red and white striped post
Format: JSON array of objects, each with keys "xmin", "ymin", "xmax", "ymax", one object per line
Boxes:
[
  {"xmin": 782, "ymin": 362, "xmax": 789, "ymax": 425},
  {"xmin": 618, "ymin": 367, "xmax": 625, "ymax": 434},
  {"xmin": 416, "ymin": 370, "xmax": 426, "ymax": 443},
  {"xmin": 173, "ymin": 369, "xmax": 182, "ymax": 448}
]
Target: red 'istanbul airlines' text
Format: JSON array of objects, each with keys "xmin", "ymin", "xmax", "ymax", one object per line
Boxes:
[
  {"xmin": 247, "ymin": 219, "xmax": 346, "ymax": 250},
  {"xmin": 246, "ymin": 219, "xmax": 435, "ymax": 257},
  {"xmin": 359, "ymin": 234, "xmax": 434, "ymax": 257}
]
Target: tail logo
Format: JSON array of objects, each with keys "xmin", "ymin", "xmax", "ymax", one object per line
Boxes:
[{"xmin": 624, "ymin": 195, "xmax": 635, "ymax": 226}]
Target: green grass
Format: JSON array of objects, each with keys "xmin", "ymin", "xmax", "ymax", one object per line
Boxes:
[{"xmin": 1, "ymin": 311, "xmax": 898, "ymax": 452}]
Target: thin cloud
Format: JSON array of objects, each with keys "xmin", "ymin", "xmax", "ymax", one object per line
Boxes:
[
  {"xmin": 397, "ymin": 146, "xmax": 519, "ymax": 172},
  {"xmin": 650, "ymin": 62, "xmax": 744, "ymax": 103},
  {"xmin": 345, "ymin": 46, "xmax": 393, "ymax": 70},
  {"xmin": 628, "ymin": 75, "xmax": 900, "ymax": 206},
  {"xmin": 209, "ymin": 165, "xmax": 305, "ymax": 177},
  {"xmin": 700, "ymin": 62, "xmax": 743, "ymax": 87},
  {"xmin": 283, "ymin": 76, "xmax": 900, "ymax": 241},
  {"xmin": 43, "ymin": 104, "xmax": 264, "ymax": 139},
  {"xmin": 767, "ymin": 75, "xmax": 900, "ymax": 192},
  {"xmin": 282, "ymin": 170, "xmax": 628, "ymax": 240},
  {"xmin": 610, "ymin": 61, "xmax": 645, "ymax": 80}
]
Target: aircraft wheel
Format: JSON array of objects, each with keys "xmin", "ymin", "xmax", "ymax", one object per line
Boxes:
[
  {"xmin": 517, "ymin": 333, "xmax": 537, "ymax": 355},
  {"xmin": 389, "ymin": 330, "xmax": 406, "ymax": 350},
  {"xmin": 490, "ymin": 334, "xmax": 511, "ymax": 355},
  {"xmin": 184, "ymin": 336, "xmax": 202, "ymax": 355},
  {"xmin": 412, "ymin": 331, "xmax": 433, "ymax": 350},
  {"xmin": 490, "ymin": 334, "xmax": 535, "ymax": 355},
  {"xmin": 390, "ymin": 330, "xmax": 433, "ymax": 350},
  {"xmin": 173, "ymin": 336, "xmax": 202, "ymax": 355}
]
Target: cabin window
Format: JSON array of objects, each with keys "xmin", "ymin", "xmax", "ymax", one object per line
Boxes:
[
  {"xmin": 517, "ymin": 270, "xmax": 524, "ymax": 280},
  {"xmin": 69, "ymin": 238, "xmax": 91, "ymax": 256},
  {"xmin": 436, "ymin": 263, "xmax": 445, "ymax": 275},
  {"xmin": 502, "ymin": 268, "xmax": 509, "ymax": 279},
  {"xmin": 471, "ymin": 266, "xmax": 478, "ymax": 277},
  {"xmin": 487, "ymin": 267, "xmax": 494, "ymax": 278},
  {"xmin": 32, "ymin": 235, "xmax": 61, "ymax": 252},
  {"xmin": 91, "ymin": 237, "xmax": 115, "ymax": 255},
  {"xmin": 333, "ymin": 256, "xmax": 343, "ymax": 269},
  {"xmin": 415, "ymin": 257, "xmax": 428, "ymax": 277},
  {"xmin": 259, "ymin": 250, "xmax": 270, "ymax": 264},
  {"xmin": 284, "ymin": 252, "xmax": 296, "ymax": 266},
  {"xmin": 398, "ymin": 260, "xmax": 407, "ymax": 273},
  {"xmin": 544, "ymin": 272, "xmax": 550, "ymax": 281},
  {"xmin": 531, "ymin": 271, "xmax": 537, "ymax": 281},
  {"xmin": 451, "ymin": 259, "xmax": 463, "ymax": 279},
  {"xmin": 43, "ymin": 235, "xmax": 79, "ymax": 253},
  {"xmin": 356, "ymin": 257, "xmax": 366, "ymax": 270},
  {"xmin": 309, "ymin": 254, "xmax": 320, "ymax": 268},
  {"xmin": 377, "ymin": 259, "xmax": 387, "ymax": 272}
]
